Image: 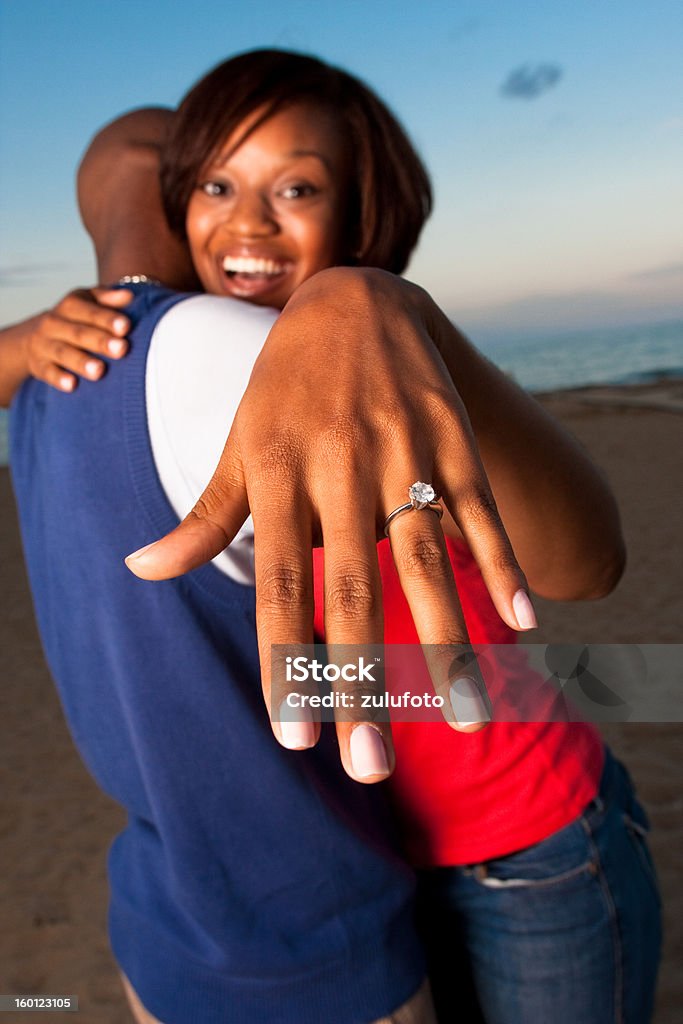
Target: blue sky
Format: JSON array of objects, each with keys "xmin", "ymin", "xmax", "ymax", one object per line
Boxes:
[{"xmin": 1, "ymin": 0, "xmax": 681, "ymax": 340}]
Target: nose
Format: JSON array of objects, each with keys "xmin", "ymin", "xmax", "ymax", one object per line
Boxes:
[{"xmin": 228, "ymin": 191, "xmax": 277, "ymax": 238}]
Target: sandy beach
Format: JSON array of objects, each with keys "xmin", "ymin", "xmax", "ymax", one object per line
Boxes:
[{"xmin": 1, "ymin": 381, "xmax": 681, "ymax": 1023}]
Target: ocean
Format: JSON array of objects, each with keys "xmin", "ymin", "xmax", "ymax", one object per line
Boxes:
[
  {"xmin": 480, "ymin": 318, "xmax": 683, "ymax": 394},
  {"xmin": 1, "ymin": 318, "xmax": 682, "ymax": 468}
]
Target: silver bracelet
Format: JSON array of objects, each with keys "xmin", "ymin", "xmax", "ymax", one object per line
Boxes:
[{"xmin": 117, "ymin": 274, "xmax": 162, "ymax": 287}]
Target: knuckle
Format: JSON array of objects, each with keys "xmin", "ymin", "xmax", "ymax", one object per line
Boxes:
[
  {"xmin": 399, "ymin": 535, "xmax": 450, "ymax": 579},
  {"xmin": 437, "ymin": 634, "xmax": 471, "ymax": 654},
  {"xmin": 317, "ymin": 414, "xmax": 366, "ymax": 462},
  {"xmin": 332, "ymin": 676, "xmax": 379, "ymax": 711},
  {"xmin": 255, "ymin": 433, "xmax": 306, "ymax": 477},
  {"xmin": 326, "ymin": 569, "xmax": 377, "ymax": 619},
  {"xmin": 51, "ymin": 340, "xmax": 68, "ymax": 363},
  {"xmin": 421, "ymin": 386, "xmax": 457, "ymax": 426},
  {"xmin": 71, "ymin": 322, "xmax": 90, "ymax": 344},
  {"xmin": 37, "ymin": 311, "xmax": 53, "ymax": 334},
  {"xmin": 458, "ymin": 484, "xmax": 501, "ymax": 527},
  {"xmin": 38, "ymin": 359, "xmax": 55, "ymax": 380},
  {"xmin": 184, "ymin": 495, "xmax": 233, "ymax": 549},
  {"xmin": 190, "ymin": 493, "xmax": 224, "ymax": 524},
  {"xmin": 258, "ymin": 563, "xmax": 310, "ymax": 609},
  {"xmin": 376, "ymin": 399, "xmax": 405, "ymax": 444},
  {"xmin": 57, "ymin": 291, "xmax": 77, "ymax": 313},
  {"xmin": 489, "ymin": 547, "xmax": 520, "ymax": 578}
]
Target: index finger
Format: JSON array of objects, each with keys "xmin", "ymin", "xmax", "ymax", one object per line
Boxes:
[{"xmin": 58, "ymin": 288, "xmax": 132, "ymax": 337}]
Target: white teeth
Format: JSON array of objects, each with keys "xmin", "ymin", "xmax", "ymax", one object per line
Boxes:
[{"xmin": 222, "ymin": 256, "xmax": 285, "ymax": 275}]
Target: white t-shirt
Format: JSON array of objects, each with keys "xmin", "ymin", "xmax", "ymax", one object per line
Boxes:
[{"xmin": 145, "ymin": 294, "xmax": 278, "ymax": 584}]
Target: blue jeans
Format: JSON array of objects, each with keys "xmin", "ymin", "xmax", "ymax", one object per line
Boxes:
[{"xmin": 414, "ymin": 748, "xmax": 662, "ymax": 1023}]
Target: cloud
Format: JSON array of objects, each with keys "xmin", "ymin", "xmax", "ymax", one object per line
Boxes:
[
  {"xmin": 448, "ymin": 17, "xmax": 482, "ymax": 42},
  {"xmin": 0, "ymin": 263, "xmax": 66, "ymax": 287},
  {"xmin": 448, "ymin": 285, "xmax": 683, "ymax": 342},
  {"xmin": 627, "ymin": 261, "xmax": 683, "ymax": 282},
  {"xmin": 500, "ymin": 63, "xmax": 563, "ymax": 100}
]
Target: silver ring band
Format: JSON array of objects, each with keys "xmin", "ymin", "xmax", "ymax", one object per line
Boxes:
[
  {"xmin": 384, "ymin": 482, "xmax": 444, "ymax": 537},
  {"xmin": 383, "ymin": 501, "xmax": 443, "ymax": 536}
]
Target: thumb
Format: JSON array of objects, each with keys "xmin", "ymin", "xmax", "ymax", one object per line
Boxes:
[{"xmin": 125, "ymin": 436, "xmax": 249, "ymax": 580}]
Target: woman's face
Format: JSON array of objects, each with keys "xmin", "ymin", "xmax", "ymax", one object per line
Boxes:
[{"xmin": 186, "ymin": 103, "xmax": 351, "ymax": 309}]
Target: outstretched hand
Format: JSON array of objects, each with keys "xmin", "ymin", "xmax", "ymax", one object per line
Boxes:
[{"xmin": 125, "ymin": 268, "xmax": 534, "ymax": 781}]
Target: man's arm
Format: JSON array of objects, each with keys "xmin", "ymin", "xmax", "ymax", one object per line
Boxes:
[
  {"xmin": 0, "ymin": 107, "xmax": 199, "ymax": 407},
  {"xmin": 77, "ymin": 107, "xmax": 200, "ymax": 290}
]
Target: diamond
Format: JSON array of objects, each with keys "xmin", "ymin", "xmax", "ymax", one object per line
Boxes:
[{"xmin": 408, "ymin": 481, "xmax": 436, "ymax": 509}]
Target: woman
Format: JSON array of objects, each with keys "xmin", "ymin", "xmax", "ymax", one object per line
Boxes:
[{"xmin": 2, "ymin": 49, "xmax": 660, "ymax": 1023}]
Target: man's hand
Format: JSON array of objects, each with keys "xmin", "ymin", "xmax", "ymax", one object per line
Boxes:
[{"xmin": 125, "ymin": 268, "xmax": 534, "ymax": 781}]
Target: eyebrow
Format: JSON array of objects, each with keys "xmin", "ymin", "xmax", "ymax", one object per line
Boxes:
[
  {"xmin": 288, "ymin": 149, "xmax": 333, "ymax": 171},
  {"xmin": 214, "ymin": 149, "xmax": 333, "ymax": 173}
]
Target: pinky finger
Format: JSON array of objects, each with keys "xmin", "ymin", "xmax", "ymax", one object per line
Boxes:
[
  {"xmin": 448, "ymin": 479, "xmax": 536, "ymax": 633},
  {"xmin": 435, "ymin": 440, "xmax": 536, "ymax": 632},
  {"xmin": 36, "ymin": 363, "xmax": 78, "ymax": 393}
]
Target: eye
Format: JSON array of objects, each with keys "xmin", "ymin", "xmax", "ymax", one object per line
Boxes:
[
  {"xmin": 198, "ymin": 180, "xmax": 232, "ymax": 198},
  {"xmin": 278, "ymin": 183, "xmax": 317, "ymax": 200}
]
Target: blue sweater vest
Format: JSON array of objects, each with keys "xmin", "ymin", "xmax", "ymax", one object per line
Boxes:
[{"xmin": 10, "ymin": 285, "xmax": 424, "ymax": 1024}]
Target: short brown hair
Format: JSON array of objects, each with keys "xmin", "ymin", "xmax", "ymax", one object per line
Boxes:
[{"xmin": 160, "ymin": 49, "xmax": 432, "ymax": 275}]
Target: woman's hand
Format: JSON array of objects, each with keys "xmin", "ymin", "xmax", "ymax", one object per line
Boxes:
[
  {"xmin": 1, "ymin": 286, "xmax": 131, "ymax": 406},
  {"xmin": 125, "ymin": 268, "xmax": 533, "ymax": 782},
  {"xmin": 22, "ymin": 286, "xmax": 133, "ymax": 391}
]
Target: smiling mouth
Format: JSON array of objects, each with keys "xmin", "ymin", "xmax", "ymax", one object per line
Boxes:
[{"xmin": 221, "ymin": 255, "xmax": 290, "ymax": 282}]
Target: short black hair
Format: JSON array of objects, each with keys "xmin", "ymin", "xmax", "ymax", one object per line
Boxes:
[{"xmin": 160, "ymin": 49, "xmax": 432, "ymax": 274}]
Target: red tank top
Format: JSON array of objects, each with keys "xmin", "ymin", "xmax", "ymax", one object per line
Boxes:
[{"xmin": 313, "ymin": 537, "xmax": 604, "ymax": 867}]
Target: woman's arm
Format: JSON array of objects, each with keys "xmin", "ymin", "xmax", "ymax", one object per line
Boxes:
[
  {"xmin": 126, "ymin": 269, "xmax": 625, "ymax": 614},
  {"xmin": 0, "ymin": 287, "xmax": 132, "ymax": 407},
  {"xmin": 0, "ymin": 319, "xmax": 34, "ymax": 407},
  {"xmin": 75, "ymin": 108, "xmax": 624, "ymax": 604},
  {"xmin": 424, "ymin": 298, "xmax": 626, "ymax": 601}
]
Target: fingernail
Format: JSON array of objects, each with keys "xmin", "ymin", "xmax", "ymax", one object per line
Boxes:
[
  {"xmin": 60, "ymin": 375, "xmax": 75, "ymax": 391},
  {"xmin": 349, "ymin": 724, "xmax": 389, "ymax": 778},
  {"xmin": 108, "ymin": 338, "xmax": 126, "ymax": 356},
  {"xmin": 278, "ymin": 700, "xmax": 316, "ymax": 749},
  {"xmin": 85, "ymin": 359, "xmax": 102, "ymax": 378},
  {"xmin": 449, "ymin": 676, "xmax": 490, "ymax": 727},
  {"xmin": 113, "ymin": 317, "xmax": 128, "ymax": 334},
  {"xmin": 512, "ymin": 589, "xmax": 538, "ymax": 630},
  {"xmin": 125, "ymin": 542, "xmax": 156, "ymax": 565}
]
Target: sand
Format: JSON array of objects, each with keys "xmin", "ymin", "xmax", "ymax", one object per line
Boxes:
[{"xmin": 1, "ymin": 382, "xmax": 681, "ymax": 1023}]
